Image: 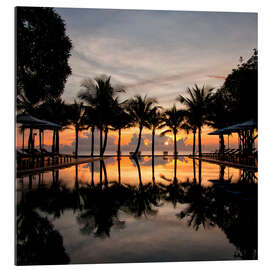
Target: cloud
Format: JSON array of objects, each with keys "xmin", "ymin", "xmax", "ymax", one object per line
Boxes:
[{"xmin": 207, "ymin": 75, "xmax": 226, "ymax": 80}]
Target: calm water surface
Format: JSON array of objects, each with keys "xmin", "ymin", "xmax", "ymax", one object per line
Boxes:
[{"xmin": 16, "ymin": 156, "xmax": 257, "ymax": 265}]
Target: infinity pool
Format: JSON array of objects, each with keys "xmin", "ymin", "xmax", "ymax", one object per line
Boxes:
[{"xmin": 16, "ymin": 156, "xmax": 257, "ymax": 265}]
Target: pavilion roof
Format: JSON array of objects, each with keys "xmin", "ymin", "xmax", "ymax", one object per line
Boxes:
[
  {"xmin": 17, "ymin": 113, "xmax": 61, "ymax": 130},
  {"xmin": 208, "ymin": 119, "xmax": 257, "ymax": 135}
]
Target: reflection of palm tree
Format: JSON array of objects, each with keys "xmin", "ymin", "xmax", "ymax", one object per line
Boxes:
[
  {"xmin": 90, "ymin": 161, "xmax": 94, "ymax": 186},
  {"xmin": 127, "ymin": 95, "xmax": 157, "ymax": 156},
  {"xmin": 178, "ymin": 184, "xmax": 213, "ymax": 231},
  {"xmin": 159, "ymin": 179, "xmax": 184, "ymax": 208},
  {"xmin": 159, "ymin": 105, "xmax": 185, "ymax": 156},
  {"xmin": 77, "ymin": 180, "xmax": 127, "ymax": 238},
  {"xmin": 125, "ymin": 157, "xmax": 160, "ymax": 218},
  {"xmin": 152, "ymin": 156, "xmax": 155, "ymax": 183},
  {"xmin": 174, "ymin": 157, "xmax": 177, "ymax": 181},
  {"xmin": 101, "ymin": 160, "xmax": 108, "ymax": 187},
  {"xmin": 192, "ymin": 158, "xmax": 197, "ymax": 183},
  {"xmin": 73, "ymin": 164, "xmax": 82, "ymax": 210},
  {"xmin": 198, "ymin": 159, "xmax": 202, "ymax": 185},
  {"xmin": 177, "ymin": 85, "xmax": 213, "ymax": 156},
  {"xmin": 178, "ymin": 169, "xmax": 257, "ymax": 259},
  {"xmin": 16, "ymin": 184, "xmax": 70, "ymax": 265},
  {"xmin": 159, "ymin": 159, "xmax": 184, "ymax": 208},
  {"xmin": 117, "ymin": 157, "xmax": 121, "ymax": 184}
]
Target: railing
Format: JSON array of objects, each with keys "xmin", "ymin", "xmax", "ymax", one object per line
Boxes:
[
  {"xmin": 201, "ymin": 149, "xmax": 257, "ymax": 167},
  {"xmin": 17, "ymin": 151, "xmax": 75, "ymax": 171}
]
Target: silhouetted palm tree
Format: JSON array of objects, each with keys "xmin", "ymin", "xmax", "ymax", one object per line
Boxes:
[
  {"xmin": 111, "ymin": 104, "xmax": 133, "ymax": 156},
  {"xmin": 181, "ymin": 111, "xmax": 197, "ymax": 156},
  {"xmin": 78, "ymin": 75, "xmax": 125, "ymax": 156},
  {"xmin": 177, "ymin": 85, "xmax": 213, "ymax": 156},
  {"xmin": 127, "ymin": 95, "xmax": 157, "ymax": 156},
  {"xmin": 159, "ymin": 105, "xmax": 185, "ymax": 156},
  {"xmin": 33, "ymin": 97, "xmax": 70, "ymax": 154},
  {"xmin": 147, "ymin": 106, "xmax": 163, "ymax": 157},
  {"xmin": 206, "ymin": 90, "xmax": 230, "ymax": 153},
  {"xmin": 68, "ymin": 100, "xmax": 88, "ymax": 158},
  {"xmin": 84, "ymin": 106, "xmax": 98, "ymax": 157}
]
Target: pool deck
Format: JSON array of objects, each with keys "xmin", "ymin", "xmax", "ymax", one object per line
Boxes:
[
  {"xmin": 191, "ymin": 156, "xmax": 257, "ymax": 171},
  {"xmin": 17, "ymin": 157, "xmax": 103, "ymax": 177},
  {"xmin": 17, "ymin": 154, "xmax": 257, "ymax": 177}
]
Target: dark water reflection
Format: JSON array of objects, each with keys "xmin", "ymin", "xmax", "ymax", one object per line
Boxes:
[{"xmin": 16, "ymin": 157, "xmax": 257, "ymax": 265}]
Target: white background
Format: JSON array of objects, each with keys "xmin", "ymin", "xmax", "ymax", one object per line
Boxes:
[{"xmin": 0, "ymin": 0, "xmax": 269, "ymax": 269}]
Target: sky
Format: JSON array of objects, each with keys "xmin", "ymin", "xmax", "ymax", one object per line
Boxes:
[
  {"xmin": 55, "ymin": 8, "xmax": 257, "ymax": 107},
  {"xmin": 17, "ymin": 8, "xmax": 258, "ymax": 154}
]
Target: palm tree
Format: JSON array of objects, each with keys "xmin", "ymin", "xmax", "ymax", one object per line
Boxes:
[
  {"xmin": 110, "ymin": 105, "xmax": 133, "ymax": 157},
  {"xmin": 78, "ymin": 75, "xmax": 125, "ymax": 157},
  {"xmin": 84, "ymin": 106, "xmax": 98, "ymax": 157},
  {"xmin": 68, "ymin": 100, "xmax": 88, "ymax": 158},
  {"xmin": 101, "ymin": 97, "xmax": 128, "ymax": 156},
  {"xmin": 127, "ymin": 95, "xmax": 157, "ymax": 156},
  {"xmin": 159, "ymin": 105, "xmax": 185, "ymax": 156},
  {"xmin": 147, "ymin": 106, "xmax": 163, "ymax": 157},
  {"xmin": 34, "ymin": 97, "xmax": 70, "ymax": 154},
  {"xmin": 206, "ymin": 90, "xmax": 230, "ymax": 154},
  {"xmin": 181, "ymin": 111, "xmax": 197, "ymax": 156},
  {"xmin": 177, "ymin": 84, "xmax": 213, "ymax": 157}
]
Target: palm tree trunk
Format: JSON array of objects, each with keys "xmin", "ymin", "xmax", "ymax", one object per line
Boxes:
[
  {"xmin": 219, "ymin": 134, "xmax": 225, "ymax": 154},
  {"xmin": 117, "ymin": 129, "xmax": 121, "ymax": 157},
  {"xmin": 192, "ymin": 130, "xmax": 196, "ymax": 156},
  {"xmin": 198, "ymin": 127, "xmax": 202, "ymax": 157},
  {"xmin": 152, "ymin": 129, "xmax": 155, "ymax": 157},
  {"xmin": 99, "ymin": 126, "xmax": 103, "ymax": 157},
  {"xmin": 75, "ymin": 127, "xmax": 79, "ymax": 158},
  {"xmin": 56, "ymin": 129, "xmax": 59, "ymax": 154},
  {"xmin": 101, "ymin": 126, "xmax": 108, "ymax": 156},
  {"xmin": 51, "ymin": 129, "xmax": 55, "ymax": 153},
  {"xmin": 91, "ymin": 126, "xmax": 95, "ymax": 157},
  {"xmin": 134, "ymin": 125, "xmax": 143, "ymax": 155},
  {"xmin": 39, "ymin": 130, "xmax": 42, "ymax": 150},
  {"xmin": 174, "ymin": 130, "xmax": 177, "ymax": 156},
  {"xmin": 28, "ymin": 128, "xmax": 33, "ymax": 150},
  {"xmin": 219, "ymin": 165, "xmax": 225, "ymax": 182},
  {"xmin": 22, "ymin": 128, "xmax": 24, "ymax": 150}
]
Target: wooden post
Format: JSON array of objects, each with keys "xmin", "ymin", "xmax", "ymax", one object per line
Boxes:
[
  {"xmin": 39, "ymin": 129, "xmax": 42, "ymax": 150},
  {"xmin": 22, "ymin": 127, "xmax": 25, "ymax": 150}
]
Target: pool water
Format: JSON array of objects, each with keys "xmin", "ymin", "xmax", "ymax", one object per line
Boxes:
[{"xmin": 16, "ymin": 156, "xmax": 257, "ymax": 265}]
